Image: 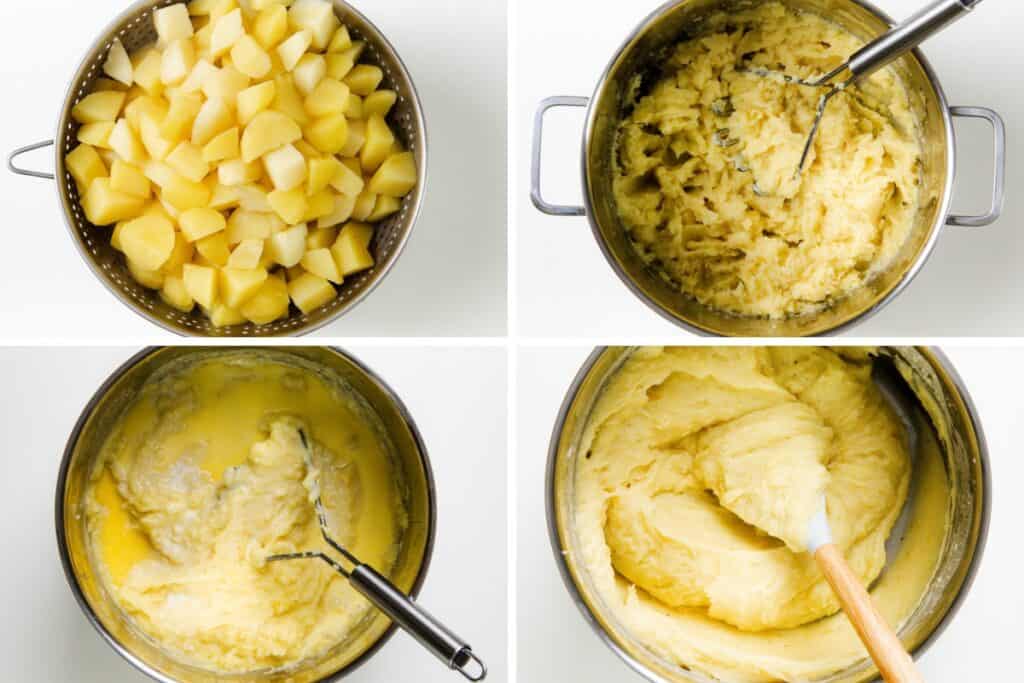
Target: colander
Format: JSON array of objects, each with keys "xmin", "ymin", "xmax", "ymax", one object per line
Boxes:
[{"xmin": 8, "ymin": 0, "xmax": 427, "ymax": 337}]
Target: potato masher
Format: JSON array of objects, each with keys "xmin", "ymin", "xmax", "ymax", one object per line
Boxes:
[{"xmin": 268, "ymin": 430, "xmax": 487, "ymax": 681}]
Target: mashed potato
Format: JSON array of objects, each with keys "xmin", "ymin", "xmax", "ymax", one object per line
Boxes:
[
  {"xmin": 613, "ymin": 3, "xmax": 922, "ymax": 318},
  {"xmin": 574, "ymin": 347, "xmax": 948, "ymax": 681}
]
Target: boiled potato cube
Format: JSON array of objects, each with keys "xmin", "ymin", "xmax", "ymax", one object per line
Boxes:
[
  {"xmin": 187, "ymin": 0, "xmax": 219, "ymax": 15},
  {"xmin": 241, "ymin": 110, "xmax": 302, "ymax": 162},
  {"xmin": 124, "ymin": 91, "xmax": 168, "ymax": 127},
  {"xmin": 192, "ymin": 97, "xmax": 235, "ymax": 146},
  {"xmin": 317, "ymin": 191, "xmax": 355, "ymax": 228},
  {"xmin": 209, "ymin": 182, "xmax": 240, "ymax": 210},
  {"xmin": 367, "ymin": 194, "xmax": 401, "ymax": 221},
  {"xmin": 66, "ymin": 144, "xmax": 108, "ymax": 190},
  {"xmin": 209, "ymin": 303, "xmax": 245, "ymax": 327},
  {"xmin": 162, "ymin": 232, "xmax": 195, "ymax": 273},
  {"xmin": 142, "ymin": 160, "xmax": 177, "ymax": 187},
  {"xmin": 161, "ymin": 173, "xmax": 211, "ymax": 211},
  {"xmin": 128, "ymin": 259, "xmax": 165, "ymax": 289},
  {"xmin": 207, "ymin": 0, "xmax": 238, "ymax": 21},
  {"xmin": 210, "ymin": 8, "xmax": 245, "ymax": 57},
  {"xmin": 292, "ymin": 54, "xmax": 326, "ymax": 95},
  {"xmin": 180, "ymin": 206, "xmax": 227, "ymax": 241},
  {"xmin": 267, "ymin": 222, "xmax": 308, "ymax": 266},
  {"xmin": 325, "ymin": 52, "xmax": 355, "ymax": 81},
  {"xmin": 253, "ymin": 5, "xmax": 289, "ymax": 49},
  {"xmin": 133, "ymin": 50, "xmax": 165, "ymax": 95},
  {"xmin": 155, "ymin": 4, "xmax": 194, "ymax": 45},
  {"xmin": 107, "ymin": 119, "xmax": 146, "ymax": 164},
  {"xmin": 166, "ymin": 142, "xmax": 210, "ymax": 182},
  {"xmin": 218, "ymin": 158, "xmax": 263, "ymax": 185},
  {"xmin": 364, "ymin": 90, "xmax": 397, "ymax": 118},
  {"xmin": 289, "ymin": 0, "xmax": 339, "ymax": 50},
  {"xmin": 332, "ymin": 222, "xmax": 374, "ymax": 275},
  {"xmin": 342, "ymin": 92, "xmax": 362, "ymax": 118},
  {"xmin": 268, "ymin": 187, "xmax": 308, "ymax": 224},
  {"xmin": 263, "ymin": 143, "xmax": 307, "ymax": 191},
  {"xmin": 237, "ymin": 80, "xmax": 276, "ymax": 125},
  {"xmin": 183, "ymin": 263, "xmax": 218, "ymax": 307},
  {"xmin": 288, "ymin": 271, "xmax": 335, "ymax": 313},
  {"xmin": 160, "ymin": 274, "xmax": 195, "ymax": 312},
  {"xmin": 109, "ymin": 159, "xmax": 151, "ymax": 198},
  {"xmin": 120, "ymin": 213, "xmax": 176, "ymax": 270},
  {"xmin": 343, "ymin": 64, "xmax": 383, "ymax": 96},
  {"xmin": 306, "ymin": 225, "xmax": 338, "ymax": 249},
  {"xmin": 360, "ymin": 115, "xmax": 394, "ymax": 172},
  {"xmin": 368, "ymin": 152, "xmax": 416, "ymax": 197},
  {"xmin": 202, "ymin": 126, "xmax": 239, "ymax": 162},
  {"xmin": 72, "ymin": 91, "xmax": 126, "ymax": 124},
  {"xmin": 240, "ymin": 275, "xmax": 290, "ymax": 324},
  {"xmin": 161, "ymin": 93, "xmax": 204, "ymax": 141},
  {"xmin": 78, "ymin": 121, "xmax": 115, "ymax": 149},
  {"xmin": 226, "ymin": 209, "xmax": 279, "ymax": 242},
  {"xmin": 202, "ymin": 65, "xmax": 250, "ymax": 99},
  {"xmin": 231, "ymin": 35, "xmax": 272, "ymax": 79},
  {"xmin": 272, "ymin": 74, "xmax": 309, "ymax": 125},
  {"xmin": 103, "ymin": 38, "xmax": 134, "ymax": 86},
  {"xmin": 139, "ymin": 116, "xmax": 176, "ymax": 161},
  {"xmin": 196, "ymin": 231, "xmax": 231, "ymax": 265},
  {"xmin": 220, "ymin": 267, "xmax": 268, "ymax": 307},
  {"xmin": 303, "ymin": 189, "xmax": 334, "ymax": 221},
  {"xmin": 180, "ymin": 58, "xmax": 218, "ymax": 93},
  {"xmin": 351, "ymin": 190, "xmax": 376, "ymax": 220},
  {"xmin": 329, "ymin": 160, "xmax": 364, "ymax": 196},
  {"xmin": 228, "ymin": 238, "xmax": 264, "ymax": 268},
  {"xmin": 277, "ymin": 30, "xmax": 312, "ymax": 71},
  {"xmin": 327, "ymin": 25, "xmax": 351, "ymax": 53},
  {"xmin": 162, "ymin": 39, "xmax": 196, "ymax": 85},
  {"xmin": 341, "ymin": 118, "xmax": 366, "ymax": 157},
  {"xmin": 308, "ymin": 156, "xmax": 341, "ymax": 195},
  {"xmin": 339, "ymin": 40, "xmax": 366, "ymax": 63},
  {"xmin": 301, "ymin": 247, "xmax": 342, "ymax": 282},
  {"xmin": 305, "ymin": 114, "xmax": 348, "ymax": 154},
  {"xmin": 304, "ymin": 78, "xmax": 349, "ymax": 117},
  {"xmin": 237, "ymin": 184, "xmax": 273, "ymax": 211}
]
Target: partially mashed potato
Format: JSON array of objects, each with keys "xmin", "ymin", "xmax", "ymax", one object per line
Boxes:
[
  {"xmin": 86, "ymin": 353, "xmax": 405, "ymax": 673},
  {"xmin": 574, "ymin": 347, "xmax": 948, "ymax": 681},
  {"xmin": 613, "ymin": 4, "xmax": 922, "ymax": 318}
]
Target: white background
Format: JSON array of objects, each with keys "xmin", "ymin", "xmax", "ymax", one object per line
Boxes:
[
  {"xmin": 516, "ymin": 345, "xmax": 1023, "ymax": 681},
  {"xmin": 0, "ymin": 346, "xmax": 508, "ymax": 682},
  {"xmin": 0, "ymin": 0, "xmax": 507, "ymax": 340},
  {"xmin": 512, "ymin": 0, "xmax": 1024, "ymax": 338}
]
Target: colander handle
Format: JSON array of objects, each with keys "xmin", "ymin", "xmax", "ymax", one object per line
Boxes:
[
  {"xmin": 7, "ymin": 140, "xmax": 54, "ymax": 180},
  {"xmin": 947, "ymin": 106, "xmax": 1006, "ymax": 227},
  {"xmin": 531, "ymin": 96, "xmax": 589, "ymax": 216},
  {"xmin": 349, "ymin": 564, "xmax": 487, "ymax": 681}
]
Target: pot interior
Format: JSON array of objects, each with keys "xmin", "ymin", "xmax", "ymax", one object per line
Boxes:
[
  {"xmin": 59, "ymin": 347, "xmax": 434, "ymax": 682},
  {"xmin": 584, "ymin": 0, "xmax": 952, "ymax": 336}
]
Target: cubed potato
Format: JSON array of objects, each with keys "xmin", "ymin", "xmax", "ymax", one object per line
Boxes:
[
  {"xmin": 180, "ymin": 206, "xmax": 227, "ymax": 241},
  {"xmin": 103, "ymin": 38, "xmax": 134, "ymax": 86},
  {"xmin": 108, "ymin": 119, "xmax": 147, "ymax": 164},
  {"xmin": 288, "ymin": 271, "xmax": 336, "ymax": 313},
  {"xmin": 329, "ymin": 160, "xmax": 364, "ymax": 196},
  {"xmin": 109, "ymin": 159, "xmax": 152, "ymax": 198},
  {"xmin": 154, "ymin": 4, "xmax": 194, "ymax": 45},
  {"xmin": 180, "ymin": 58, "xmax": 218, "ymax": 93},
  {"xmin": 226, "ymin": 209, "xmax": 279, "ymax": 243},
  {"xmin": 360, "ymin": 114, "xmax": 394, "ymax": 172},
  {"xmin": 327, "ymin": 25, "xmax": 352, "ymax": 53},
  {"xmin": 267, "ymin": 222, "xmax": 308, "ymax": 266},
  {"xmin": 161, "ymin": 39, "xmax": 196, "ymax": 85},
  {"xmin": 340, "ymin": 118, "xmax": 366, "ymax": 157},
  {"xmin": 305, "ymin": 114, "xmax": 348, "ymax": 154},
  {"xmin": 240, "ymin": 275, "xmax": 290, "ymax": 324},
  {"xmin": 188, "ymin": 0, "xmax": 219, "ymax": 15},
  {"xmin": 124, "ymin": 91, "xmax": 168, "ymax": 128},
  {"xmin": 220, "ymin": 267, "xmax": 268, "ymax": 307},
  {"xmin": 272, "ymin": 75, "xmax": 309, "ymax": 125},
  {"xmin": 268, "ymin": 186, "xmax": 308, "ymax": 224},
  {"xmin": 237, "ymin": 184, "xmax": 273, "ymax": 211},
  {"xmin": 192, "ymin": 97, "xmax": 235, "ymax": 146},
  {"xmin": 253, "ymin": 4, "xmax": 289, "ymax": 49},
  {"xmin": 210, "ymin": 8, "xmax": 245, "ymax": 57},
  {"xmin": 289, "ymin": 0, "xmax": 339, "ymax": 51},
  {"xmin": 237, "ymin": 80, "xmax": 276, "ymax": 125},
  {"xmin": 160, "ymin": 274, "xmax": 195, "ymax": 312},
  {"xmin": 363, "ymin": 90, "xmax": 397, "ymax": 118},
  {"xmin": 277, "ymin": 30, "xmax": 312, "ymax": 71},
  {"xmin": 306, "ymin": 225, "xmax": 338, "ymax": 249},
  {"xmin": 138, "ymin": 116, "xmax": 176, "ymax": 161},
  {"xmin": 202, "ymin": 65, "xmax": 250, "ymax": 100},
  {"xmin": 196, "ymin": 231, "xmax": 232, "ymax": 265},
  {"xmin": 307, "ymin": 157, "xmax": 341, "ymax": 195},
  {"xmin": 262, "ymin": 143, "xmax": 307, "ymax": 191},
  {"xmin": 304, "ymin": 78, "xmax": 349, "ymax": 117},
  {"xmin": 202, "ymin": 126, "xmax": 239, "ymax": 162},
  {"xmin": 301, "ymin": 247, "xmax": 342, "ymax": 283},
  {"xmin": 162, "ymin": 232, "xmax": 195, "ymax": 273},
  {"xmin": 166, "ymin": 141, "xmax": 210, "ymax": 182},
  {"xmin": 343, "ymin": 64, "xmax": 383, "ymax": 96},
  {"xmin": 317, "ymin": 191, "xmax": 355, "ymax": 228},
  {"xmin": 208, "ymin": 182, "xmax": 240, "ymax": 210},
  {"xmin": 66, "ymin": 144, "xmax": 108, "ymax": 190},
  {"xmin": 342, "ymin": 92, "xmax": 362, "ymax": 119},
  {"xmin": 78, "ymin": 121, "xmax": 116, "ymax": 149},
  {"xmin": 241, "ymin": 110, "xmax": 302, "ymax": 162},
  {"xmin": 367, "ymin": 151, "xmax": 416, "ymax": 197},
  {"xmin": 332, "ymin": 222, "xmax": 374, "ymax": 275},
  {"xmin": 351, "ymin": 190, "xmax": 376, "ymax": 221},
  {"xmin": 228, "ymin": 238, "xmax": 264, "ymax": 268},
  {"xmin": 161, "ymin": 93, "xmax": 204, "ymax": 141},
  {"xmin": 340, "ymin": 40, "xmax": 366, "ymax": 63},
  {"xmin": 303, "ymin": 189, "xmax": 334, "ymax": 222},
  {"xmin": 183, "ymin": 263, "xmax": 218, "ymax": 307},
  {"xmin": 128, "ymin": 259, "xmax": 165, "ymax": 289},
  {"xmin": 93, "ymin": 77, "xmax": 127, "ymax": 92},
  {"xmin": 71, "ymin": 91, "xmax": 126, "ymax": 124},
  {"xmin": 161, "ymin": 173, "xmax": 212, "ymax": 211},
  {"xmin": 231, "ymin": 35, "xmax": 272, "ymax": 79},
  {"xmin": 120, "ymin": 213, "xmax": 176, "ymax": 270},
  {"xmin": 367, "ymin": 194, "xmax": 401, "ymax": 221},
  {"xmin": 325, "ymin": 52, "xmax": 355, "ymax": 81},
  {"xmin": 209, "ymin": 303, "xmax": 246, "ymax": 327},
  {"xmin": 292, "ymin": 54, "xmax": 326, "ymax": 95},
  {"xmin": 218, "ymin": 158, "xmax": 264, "ymax": 185},
  {"xmin": 207, "ymin": 0, "xmax": 238, "ymax": 21},
  {"xmin": 142, "ymin": 160, "xmax": 177, "ymax": 187},
  {"xmin": 133, "ymin": 50, "xmax": 165, "ymax": 95}
]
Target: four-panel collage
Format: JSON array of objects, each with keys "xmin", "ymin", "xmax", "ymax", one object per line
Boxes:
[{"xmin": 0, "ymin": 1, "xmax": 1020, "ymax": 682}]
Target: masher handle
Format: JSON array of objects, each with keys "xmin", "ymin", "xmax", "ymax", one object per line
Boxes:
[
  {"xmin": 847, "ymin": 0, "xmax": 982, "ymax": 80},
  {"xmin": 349, "ymin": 564, "xmax": 487, "ymax": 681},
  {"xmin": 814, "ymin": 544, "xmax": 925, "ymax": 683}
]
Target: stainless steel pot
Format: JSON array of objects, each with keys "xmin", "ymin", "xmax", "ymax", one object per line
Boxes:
[
  {"xmin": 56, "ymin": 347, "xmax": 436, "ymax": 682},
  {"xmin": 547, "ymin": 346, "xmax": 990, "ymax": 683},
  {"xmin": 531, "ymin": 0, "xmax": 1006, "ymax": 337},
  {"xmin": 8, "ymin": 0, "xmax": 427, "ymax": 337}
]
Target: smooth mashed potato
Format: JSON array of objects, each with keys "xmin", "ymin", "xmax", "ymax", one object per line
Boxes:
[
  {"xmin": 575, "ymin": 347, "xmax": 948, "ymax": 681},
  {"xmin": 85, "ymin": 353, "xmax": 405, "ymax": 673},
  {"xmin": 613, "ymin": 4, "xmax": 922, "ymax": 318}
]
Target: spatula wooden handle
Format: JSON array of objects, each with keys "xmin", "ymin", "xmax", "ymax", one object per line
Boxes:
[{"xmin": 814, "ymin": 543, "xmax": 925, "ymax": 683}]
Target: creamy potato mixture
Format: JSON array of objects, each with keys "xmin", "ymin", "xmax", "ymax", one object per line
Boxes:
[
  {"xmin": 575, "ymin": 348, "xmax": 948, "ymax": 681},
  {"xmin": 85, "ymin": 354, "xmax": 405, "ymax": 673},
  {"xmin": 613, "ymin": 4, "xmax": 922, "ymax": 318}
]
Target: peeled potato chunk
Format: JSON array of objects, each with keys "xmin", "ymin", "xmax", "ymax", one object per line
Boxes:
[
  {"xmin": 82, "ymin": 178, "xmax": 145, "ymax": 225},
  {"xmin": 120, "ymin": 213, "xmax": 176, "ymax": 271},
  {"xmin": 332, "ymin": 222, "xmax": 375, "ymax": 276},
  {"xmin": 241, "ymin": 275, "xmax": 290, "ymax": 324},
  {"xmin": 241, "ymin": 110, "xmax": 302, "ymax": 162},
  {"xmin": 183, "ymin": 263, "xmax": 218, "ymax": 308},
  {"xmin": 368, "ymin": 152, "xmax": 417, "ymax": 197},
  {"xmin": 288, "ymin": 272, "xmax": 336, "ymax": 313},
  {"xmin": 103, "ymin": 38, "xmax": 134, "ymax": 86},
  {"xmin": 220, "ymin": 267, "xmax": 268, "ymax": 307}
]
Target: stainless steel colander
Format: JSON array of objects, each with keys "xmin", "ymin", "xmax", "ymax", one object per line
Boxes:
[{"xmin": 8, "ymin": 0, "xmax": 427, "ymax": 337}]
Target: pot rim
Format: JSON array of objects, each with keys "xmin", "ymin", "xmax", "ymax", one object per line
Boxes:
[
  {"xmin": 53, "ymin": 0, "xmax": 428, "ymax": 338},
  {"xmin": 578, "ymin": 0, "xmax": 957, "ymax": 337},
  {"xmin": 55, "ymin": 346, "xmax": 438, "ymax": 683},
  {"xmin": 545, "ymin": 346, "xmax": 991, "ymax": 683}
]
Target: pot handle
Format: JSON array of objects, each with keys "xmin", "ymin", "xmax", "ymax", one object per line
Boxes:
[
  {"xmin": 947, "ymin": 106, "xmax": 1005, "ymax": 227},
  {"xmin": 7, "ymin": 140, "xmax": 55, "ymax": 180},
  {"xmin": 531, "ymin": 96, "xmax": 589, "ymax": 216}
]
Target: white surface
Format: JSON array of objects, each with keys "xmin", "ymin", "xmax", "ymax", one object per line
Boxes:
[
  {"xmin": 513, "ymin": 0, "xmax": 1024, "ymax": 338},
  {"xmin": 0, "ymin": 346, "xmax": 507, "ymax": 682},
  {"xmin": 517, "ymin": 345, "xmax": 1024, "ymax": 681},
  {"xmin": 0, "ymin": 0, "xmax": 507, "ymax": 339}
]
